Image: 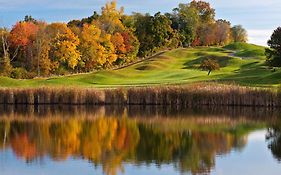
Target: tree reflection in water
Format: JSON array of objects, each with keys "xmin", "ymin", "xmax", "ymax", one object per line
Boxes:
[
  {"xmin": 266, "ymin": 121, "xmax": 281, "ymax": 162},
  {"xmin": 0, "ymin": 105, "xmax": 277, "ymax": 175}
]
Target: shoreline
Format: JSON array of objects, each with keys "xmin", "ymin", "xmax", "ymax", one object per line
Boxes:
[{"xmin": 0, "ymin": 84, "xmax": 280, "ymax": 107}]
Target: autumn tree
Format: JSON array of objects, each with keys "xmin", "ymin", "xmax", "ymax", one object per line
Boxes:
[
  {"xmin": 98, "ymin": 1, "xmax": 125, "ymax": 34},
  {"xmin": 0, "ymin": 1, "xmax": 245, "ymax": 78},
  {"xmin": 215, "ymin": 19, "xmax": 231, "ymax": 45},
  {"xmin": 0, "ymin": 28, "xmax": 13, "ymax": 76},
  {"xmin": 9, "ymin": 21, "xmax": 39, "ymax": 49},
  {"xmin": 33, "ymin": 23, "xmax": 52, "ymax": 76},
  {"xmin": 231, "ymin": 25, "xmax": 248, "ymax": 43},
  {"xmin": 9, "ymin": 22, "xmax": 39, "ymax": 70},
  {"xmin": 45, "ymin": 23, "xmax": 70, "ymax": 39},
  {"xmin": 171, "ymin": 0, "xmax": 216, "ymax": 47},
  {"xmin": 79, "ymin": 24, "xmax": 107, "ymax": 71},
  {"xmin": 196, "ymin": 23, "xmax": 216, "ymax": 46},
  {"xmin": 265, "ymin": 27, "xmax": 281, "ymax": 67},
  {"xmin": 190, "ymin": 0, "xmax": 215, "ymax": 24},
  {"xmin": 191, "ymin": 0, "xmax": 216, "ymax": 46},
  {"xmin": 100, "ymin": 32, "xmax": 117, "ymax": 68},
  {"xmin": 120, "ymin": 31, "xmax": 139, "ymax": 62},
  {"xmin": 50, "ymin": 25, "xmax": 81, "ymax": 71},
  {"xmin": 97, "ymin": 1, "xmax": 139, "ymax": 64},
  {"xmin": 111, "ymin": 32, "xmax": 126, "ymax": 59},
  {"xmin": 29, "ymin": 22, "xmax": 72, "ymax": 75},
  {"xmin": 200, "ymin": 58, "xmax": 220, "ymax": 75}
]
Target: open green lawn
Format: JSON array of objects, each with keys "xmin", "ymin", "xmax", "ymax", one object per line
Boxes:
[{"xmin": 0, "ymin": 42, "xmax": 280, "ymax": 88}]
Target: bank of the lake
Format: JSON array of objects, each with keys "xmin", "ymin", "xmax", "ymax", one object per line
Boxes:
[{"xmin": 0, "ymin": 83, "xmax": 280, "ymax": 107}]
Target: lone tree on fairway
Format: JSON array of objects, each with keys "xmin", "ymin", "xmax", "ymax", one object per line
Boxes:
[
  {"xmin": 265, "ymin": 27, "xmax": 281, "ymax": 67},
  {"xmin": 200, "ymin": 58, "xmax": 220, "ymax": 75}
]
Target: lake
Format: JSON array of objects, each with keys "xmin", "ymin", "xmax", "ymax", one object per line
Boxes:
[{"xmin": 0, "ymin": 105, "xmax": 281, "ymax": 175}]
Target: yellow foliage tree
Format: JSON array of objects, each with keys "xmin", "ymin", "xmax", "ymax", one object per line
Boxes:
[
  {"xmin": 100, "ymin": 32, "xmax": 117, "ymax": 67},
  {"xmin": 33, "ymin": 24, "xmax": 52, "ymax": 76},
  {"xmin": 79, "ymin": 24, "xmax": 107, "ymax": 70},
  {"xmin": 51, "ymin": 26, "xmax": 81, "ymax": 70},
  {"xmin": 99, "ymin": 1, "xmax": 125, "ymax": 34}
]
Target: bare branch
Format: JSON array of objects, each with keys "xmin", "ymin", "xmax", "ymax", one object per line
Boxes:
[{"xmin": 10, "ymin": 46, "xmax": 20, "ymax": 61}]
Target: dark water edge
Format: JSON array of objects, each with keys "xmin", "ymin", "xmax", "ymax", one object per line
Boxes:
[{"xmin": 0, "ymin": 104, "xmax": 280, "ymax": 120}]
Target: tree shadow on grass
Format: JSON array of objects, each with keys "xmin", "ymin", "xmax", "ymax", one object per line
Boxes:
[
  {"xmin": 182, "ymin": 55, "xmax": 235, "ymax": 69},
  {"xmin": 217, "ymin": 65, "xmax": 281, "ymax": 85}
]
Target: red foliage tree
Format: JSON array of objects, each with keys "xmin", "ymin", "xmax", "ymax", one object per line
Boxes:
[{"xmin": 9, "ymin": 22, "xmax": 39, "ymax": 47}]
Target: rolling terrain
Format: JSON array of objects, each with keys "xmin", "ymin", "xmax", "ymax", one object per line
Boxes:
[{"xmin": 0, "ymin": 43, "xmax": 280, "ymax": 88}]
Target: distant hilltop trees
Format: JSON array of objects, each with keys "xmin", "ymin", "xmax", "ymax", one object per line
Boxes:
[{"xmin": 0, "ymin": 0, "xmax": 247, "ymax": 79}]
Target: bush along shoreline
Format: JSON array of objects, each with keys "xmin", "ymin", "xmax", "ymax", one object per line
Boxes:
[{"xmin": 0, "ymin": 84, "xmax": 280, "ymax": 107}]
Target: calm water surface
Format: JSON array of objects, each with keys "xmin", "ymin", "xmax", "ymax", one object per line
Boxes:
[{"xmin": 0, "ymin": 105, "xmax": 281, "ymax": 175}]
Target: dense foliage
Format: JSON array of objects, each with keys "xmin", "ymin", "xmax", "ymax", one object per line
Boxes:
[
  {"xmin": 265, "ymin": 27, "xmax": 281, "ymax": 67},
  {"xmin": 0, "ymin": 1, "xmax": 247, "ymax": 78}
]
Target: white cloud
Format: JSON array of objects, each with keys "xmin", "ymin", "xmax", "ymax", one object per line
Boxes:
[
  {"xmin": 247, "ymin": 29, "xmax": 273, "ymax": 46},
  {"xmin": 248, "ymin": 130, "xmax": 266, "ymax": 141}
]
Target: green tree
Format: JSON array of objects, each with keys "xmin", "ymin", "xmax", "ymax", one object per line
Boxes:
[
  {"xmin": 134, "ymin": 12, "xmax": 175, "ymax": 56},
  {"xmin": 67, "ymin": 11, "xmax": 99, "ymax": 28},
  {"xmin": 172, "ymin": 3, "xmax": 199, "ymax": 46},
  {"xmin": 23, "ymin": 15, "xmax": 38, "ymax": 24},
  {"xmin": 133, "ymin": 13, "xmax": 154, "ymax": 56},
  {"xmin": 265, "ymin": 27, "xmax": 281, "ymax": 67}
]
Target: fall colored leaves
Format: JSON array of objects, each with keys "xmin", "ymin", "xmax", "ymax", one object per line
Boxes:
[{"xmin": 0, "ymin": 1, "xmax": 247, "ymax": 78}]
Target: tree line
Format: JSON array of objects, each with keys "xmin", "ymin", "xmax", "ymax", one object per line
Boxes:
[{"xmin": 0, "ymin": 1, "xmax": 247, "ymax": 79}]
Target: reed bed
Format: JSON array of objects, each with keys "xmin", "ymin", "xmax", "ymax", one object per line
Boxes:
[{"xmin": 0, "ymin": 84, "xmax": 280, "ymax": 107}]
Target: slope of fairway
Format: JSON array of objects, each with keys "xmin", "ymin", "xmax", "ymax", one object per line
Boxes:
[{"xmin": 0, "ymin": 43, "xmax": 280, "ymax": 88}]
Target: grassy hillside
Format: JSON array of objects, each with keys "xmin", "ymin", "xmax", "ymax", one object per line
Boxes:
[{"xmin": 0, "ymin": 42, "xmax": 280, "ymax": 88}]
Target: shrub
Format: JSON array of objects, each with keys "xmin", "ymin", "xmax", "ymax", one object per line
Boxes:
[{"xmin": 10, "ymin": 68, "xmax": 35, "ymax": 79}]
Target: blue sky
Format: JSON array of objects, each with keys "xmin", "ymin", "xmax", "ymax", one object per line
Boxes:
[{"xmin": 0, "ymin": 0, "xmax": 280, "ymax": 46}]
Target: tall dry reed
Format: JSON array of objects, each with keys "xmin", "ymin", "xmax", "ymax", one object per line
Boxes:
[{"xmin": 0, "ymin": 84, "xmax": 280, "ymax": 107}]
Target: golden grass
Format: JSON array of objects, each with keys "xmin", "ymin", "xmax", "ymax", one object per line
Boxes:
[{"xmin": 0, "ymin": 83, "xmax": 280, "ymax": 107}]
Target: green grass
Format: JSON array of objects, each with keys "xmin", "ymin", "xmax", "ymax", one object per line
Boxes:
[{"xmin": 0, "ymin": 42, "xmax": 280, "ymax": 88}]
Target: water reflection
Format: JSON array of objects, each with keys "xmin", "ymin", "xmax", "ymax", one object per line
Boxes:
[
  {"xmin": 0, "ymin": 105, "xmax": 280, "ymax": 175},
  {"xmin": 266, "ymin": 121, "xmax": 281, "ymax": 162}
]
